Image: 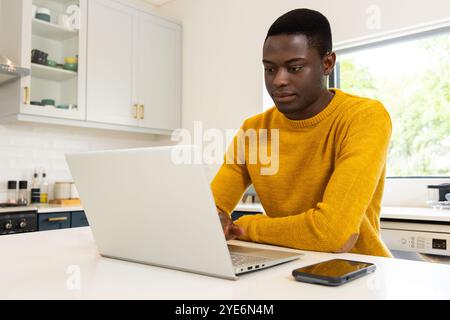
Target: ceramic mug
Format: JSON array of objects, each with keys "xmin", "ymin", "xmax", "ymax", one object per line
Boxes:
[
  {"xmin": 54, "ymin": 182, "xmax": 72, "ymax": 200},
  {"xmin": 32, "ymin": 5, "xmax": 38, "ymax": 19},
  {"xmin": 58, "ymin": 14, "xmax": 69, "ymax": 28}
]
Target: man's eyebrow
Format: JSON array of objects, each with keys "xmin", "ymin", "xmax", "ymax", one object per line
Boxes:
[{"xmin": 263, "ymin": 57, "xmax": 307, "ymax": 64}]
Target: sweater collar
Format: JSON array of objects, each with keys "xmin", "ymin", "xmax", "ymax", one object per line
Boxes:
[{"xmin": 275, "ymin": 88, "xmax": 346, "ymax": 129}]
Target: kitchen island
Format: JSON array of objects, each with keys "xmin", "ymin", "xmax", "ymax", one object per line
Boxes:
[{"xmin": 2, "ymin": 227, "xmax": 450, "ymax": 299}]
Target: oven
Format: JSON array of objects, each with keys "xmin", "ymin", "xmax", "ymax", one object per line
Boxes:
[
  {"xmin": 380, "ymin": 207, "xmax": 450, "ymax": 264},
  {"xmin": 0, "ymin": 207, "xmax": 38, "ymax": 236}
]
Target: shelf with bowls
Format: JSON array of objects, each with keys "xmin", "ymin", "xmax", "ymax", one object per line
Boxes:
[
  {"xmin": 23, "ymin": 104, "xmax": 80, "ymax": 121},
  {"xmin": 31, "ymin": 63, "xmax": 77, "ymax": 81},
  {"xmin": 32, "ymin": 18, "xmax": 78, "ymax": 41},
  {"xmin": 29, "ymin": 1, "xmax": 82, "ymax": 121}
]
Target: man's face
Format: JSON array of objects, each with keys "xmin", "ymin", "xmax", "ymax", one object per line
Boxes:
[{"xmin": 263, "ymin": 34, "xmax": 332, "ymax": 117}]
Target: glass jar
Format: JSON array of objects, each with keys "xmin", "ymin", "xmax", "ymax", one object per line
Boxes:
[
  {"xmin": 17, "ymin": 181, "xmax": 29, "ymax": 206},
  {"xmin": 7, "ymin": 181, "xmax": 18, "ymax": 204}
]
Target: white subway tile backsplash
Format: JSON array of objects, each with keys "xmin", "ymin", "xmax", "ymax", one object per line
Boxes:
[
  {"xmin": 9, "ymin": 158, "xmax": 36, "ymax": 170},
  {"xmin": 0, "ymin": 122, "xmax": 173, "ymax": 203}
]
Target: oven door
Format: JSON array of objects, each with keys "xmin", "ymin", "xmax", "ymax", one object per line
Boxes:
[{"xmin": 0, "ymin": 211, "xmax": 38, "ymax": 235}]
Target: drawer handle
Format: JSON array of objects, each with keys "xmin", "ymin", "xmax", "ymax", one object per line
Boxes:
[{"xmin": 48, "ymin": 217, "xmax": 68, "ymax": 222}]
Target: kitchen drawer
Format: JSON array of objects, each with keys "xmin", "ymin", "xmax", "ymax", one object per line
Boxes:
[
  {"xmin": 71, "ymin": 211, "xmax": 89, "ymax": 228},
  {"xmin": 38, "ymin": 213, "xmax": 71, "ymax": 231}
]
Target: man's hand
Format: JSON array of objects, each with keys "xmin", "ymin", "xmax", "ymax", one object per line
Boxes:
[{"xmin": 218, "ymin": 212, "xmax": 245, "ymax": 241}]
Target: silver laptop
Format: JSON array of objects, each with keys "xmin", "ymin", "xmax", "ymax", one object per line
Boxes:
[{"xmin": 66, "ymin": 145, "xmax": 301, "ymax": 280}]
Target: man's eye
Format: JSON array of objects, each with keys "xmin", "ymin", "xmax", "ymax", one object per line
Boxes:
[
  {"xmin": 265, "ymin": 68, "xmax": 275, "ymax": 73},
  {"xmin": 290, "ymin": 66, "xmax": 304, "ymax": 72}
]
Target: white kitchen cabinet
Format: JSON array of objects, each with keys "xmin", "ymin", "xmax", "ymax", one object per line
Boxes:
[
  {"xmin": 86, "ymin": 0, "xmax": 139, "ymax": 127},
  {"xmin": 137, "ymin": 12, "xmax": 181, "ymax": 131},
  {"xmin": 86, "ymin": 0, "xmax": 182, "ymax": 131},
  {"xmin": 0, "ymin": 0, "xmax": 181, "ymax": 135},
  {"xmin": 0, "ymin": 0, "xmax": 87, "ymax": 121}
]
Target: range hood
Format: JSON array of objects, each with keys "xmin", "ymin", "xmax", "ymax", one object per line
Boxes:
[{"xmin": 0, "ymin": 54, "xmax": 30, "ymax": 86}]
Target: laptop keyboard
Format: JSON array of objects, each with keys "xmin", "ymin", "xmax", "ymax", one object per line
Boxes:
[{"xmin": 230, "ymin": 253, "xmax": 270, "ymax": 267}]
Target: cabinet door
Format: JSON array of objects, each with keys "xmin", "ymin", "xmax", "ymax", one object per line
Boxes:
[
  {"xmin": 86, "ymin": 0, "xmax": 139, "ymax": 126},
  {"xmin": 138, "ymin": 12, "xmax": 181, "ymax": 131},
  {"xmin": 71, "ymin": 211, "xmax": 89, "ymax": 228},
  {"xmin": 0, "ymin": 0, "xmax": 31, "ymax": 118},
  {"xmin": 38, "ymin": 213, "xmax": 71, "ymax": 231}
]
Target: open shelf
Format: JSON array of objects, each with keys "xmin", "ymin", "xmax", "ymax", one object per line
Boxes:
[
  {"xmin": 31, "ymin": 63, "xmax": 77, "ymax": 81},
  {"xmin": 32, "ymin": 18, "xmax": 78, "ymax": 41}
]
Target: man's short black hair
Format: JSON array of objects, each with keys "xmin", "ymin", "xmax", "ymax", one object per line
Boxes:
[{"xmin": 265, "ymin": 8, "xmax": 333, "ymax": 58}]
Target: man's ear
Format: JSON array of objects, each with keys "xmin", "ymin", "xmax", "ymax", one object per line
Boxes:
[{"xmin": 323, "ymin": 52, "xmax": 336, "ymax": 76}]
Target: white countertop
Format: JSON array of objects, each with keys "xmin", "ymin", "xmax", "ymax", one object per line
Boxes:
[
  {"xmin": 2, "ymin": 227, "xmax": 450, "ymax": 300},
  {"xmin": 235, "ymin": 204, "xmax": 450, "ymax": 222},
  {"xmin": 0, "ymin": 203, "xmax": 84, "ymax": 214},
  {"xmin": 381, "ymin": 206, "xmax": 450, "ymax": 222}
]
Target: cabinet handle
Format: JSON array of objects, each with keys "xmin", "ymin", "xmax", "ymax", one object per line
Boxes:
[
  {"xmin": 133, "ymin": 104, "xmax": 138, "ymax": 119},
  {"xmin": 48, "ymin": 217, "xmax": 68, "ymax": 222},
  {"xmin": 139, "ymin": 104, "xmax": 145, "ymax": 120},
  {"xmin": 23, "ymin": 86, "xmax": 30, "ymax": 105}
]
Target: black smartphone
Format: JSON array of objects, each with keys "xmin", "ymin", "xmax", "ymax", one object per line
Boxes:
[{"xmin": 292, "ymin": 259, "xmax": 376, "ymax": 286}]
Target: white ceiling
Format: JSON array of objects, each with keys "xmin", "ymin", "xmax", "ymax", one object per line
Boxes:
[{"xmin": 144, "ymin": 0, "xmax": 174, "ymax": 6}]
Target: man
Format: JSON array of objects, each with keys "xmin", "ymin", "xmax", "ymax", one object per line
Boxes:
[{"xmin": 211, "ymin": 8, "xmax": 392, "ymax": 257}]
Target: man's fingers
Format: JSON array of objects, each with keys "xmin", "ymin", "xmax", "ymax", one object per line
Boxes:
[
  {"xmin": 218, "ymin": 212, "xmax": 245, "ymax": 240},
  {"xmin": 225, "ymin": 234, "xmax": 235, "ymax": 241},
  {"xmin": 230, "ymin": 224, "xmax": 245, "ymax": 237},
  {"xmin": 225, "ymin": 224, "xmax": 240, "ymax": 241}
]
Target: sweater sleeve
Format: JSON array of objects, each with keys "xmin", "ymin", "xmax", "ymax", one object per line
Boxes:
[
  {"xmin": 235, "ymin": 105, "xmax": 392, "ymax": 253},
  {"xmin": 210, "ymin": 128, "xmax": 252, "ymax": 215}
]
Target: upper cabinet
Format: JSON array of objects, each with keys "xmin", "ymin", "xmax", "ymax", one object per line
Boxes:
[
  {"xmin": 137, "ymin": 12, "xmax": 181, "ymax": 131},
  {"xmin": 86, "ymin": 0, "xmax": 139, "ymax": 127},
  {"xmin": 0, "ymin": 0, "xmax": 182, "ymax": 135},
  {"xmin": 86, "ymin": 0, "xmax": 181, "ymax": 131},
  {"xmin": 0, "ymin": 0, "xmax": 87, "ymax": 121}
]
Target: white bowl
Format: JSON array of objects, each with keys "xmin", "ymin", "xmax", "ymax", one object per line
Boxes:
[{"xmin": 36, "ymin": 8, "xmax": 51, "ymax": 15}]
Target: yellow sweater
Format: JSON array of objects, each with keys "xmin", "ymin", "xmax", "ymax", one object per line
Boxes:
[{"xmin": 211, "ymin": 89, "xmax": 393, "ymax": 257}]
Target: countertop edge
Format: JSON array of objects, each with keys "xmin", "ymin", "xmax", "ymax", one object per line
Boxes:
[{"xmin": 0, "ymin": 205, "xmax": 84, "ymax": 214}]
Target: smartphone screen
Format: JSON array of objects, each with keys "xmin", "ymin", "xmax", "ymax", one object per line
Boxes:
[{"xmin": 292, "ymin": 259, "xmax": 376, "ymax": 286}]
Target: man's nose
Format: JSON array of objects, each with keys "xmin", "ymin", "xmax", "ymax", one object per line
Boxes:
[{"xmin": 272, "ymin": 68, "xmax": 289, "ymax": 87}]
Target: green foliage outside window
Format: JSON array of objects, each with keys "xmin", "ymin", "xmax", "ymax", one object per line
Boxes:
[{"xmin": 339, "ymin": 35, "xmax": 450, "ymax": 177}]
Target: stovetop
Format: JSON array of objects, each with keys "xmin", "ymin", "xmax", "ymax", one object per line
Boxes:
[
  {"xmin": 0, "ymin": 203, "xmax": 28, "ymax": 209},
  {"xmin": 0, "ymin": 207, "xmax": 38, "ymax": 235}
]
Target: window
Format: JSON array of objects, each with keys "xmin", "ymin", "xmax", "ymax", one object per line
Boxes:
[{"xmin": 334, "ymin": 29, "xmax": 450, "ymax": 177}]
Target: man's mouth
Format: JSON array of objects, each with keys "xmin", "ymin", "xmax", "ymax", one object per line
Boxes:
[{"xmin": 273, "ymin": 93, "xmax": 296, "ymax": 103}]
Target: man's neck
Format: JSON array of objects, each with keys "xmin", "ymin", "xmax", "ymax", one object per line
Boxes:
[{"xmin": 285, "ymin": 89, "xmax": 335, "ymax": 121}]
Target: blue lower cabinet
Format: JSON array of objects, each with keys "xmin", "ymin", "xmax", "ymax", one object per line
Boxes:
[
  {"xmin": 38, "ymin": 213, "xmax": 71, "ymax": 231},
  {"xmin": 71, "ymin": 211, "xmax": 89, "ymax": 228},
  {"xmin": 231, "ymin": 211, "xmax": 262, "ymax": 222}
]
